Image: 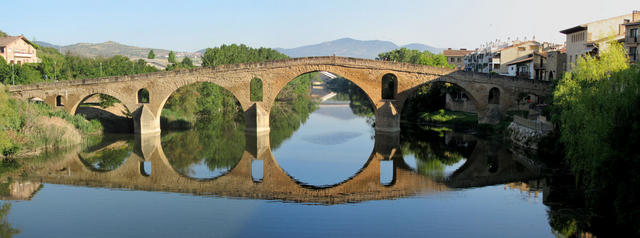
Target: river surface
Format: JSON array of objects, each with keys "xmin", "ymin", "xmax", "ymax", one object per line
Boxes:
[{"xmin": 0, "ymin": 97, "xmax": 563, "ymax": 237}]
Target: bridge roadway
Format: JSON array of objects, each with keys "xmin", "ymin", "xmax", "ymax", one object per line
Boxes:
[
  {"xmin": 22, "ymin": 132, "xmax": 542, "ymax": 204},
  {"xmin": 8, "ymin": 56, "xmax": 552, "ymax": 134}
]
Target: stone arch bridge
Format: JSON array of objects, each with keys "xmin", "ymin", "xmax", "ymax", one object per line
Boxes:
[{"xmin": 8, "ymin": 56, "xmax": 552, "ymax": 134}]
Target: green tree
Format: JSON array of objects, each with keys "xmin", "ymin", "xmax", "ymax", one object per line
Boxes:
[
  {"xmin": 377, "ymin": 48, "xmax": 453, "ymax": 68},
  {"xmin": 201, "ymin": 44, "xmax": 288, "ymax": 67},
  {"xmin": 0, "ymin": 203, "xmax": 20, "ymax": 237},
  {"xmin": 147, "ymin": 50, "xmax": 155, "ymax": 59},
  {"xmin": 168, "ymin": 51, "xmax": 176, "ymax": 64},
  {"xmin": 181, "ymin": 57, "xmax": 193, "ymax": 67},
  {"xmin": 553, "ymin": 40, "xmax": 640, "ymax": 233}
]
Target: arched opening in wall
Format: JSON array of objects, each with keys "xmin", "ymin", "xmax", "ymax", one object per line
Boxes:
[
  {"xmin": 488, "ymin": 87, "xmax": 500, "ymax": 105},
  {"xmin": 399, "ymin": 81, "xmax": 478, "ymax": 178},
  {"xmin": 141, "ymin": 161, "xmax": 152, "ymax": 176},
  {"xmin": 137, "ymin": 88, "xmax": 150, "ymax": 104},
  {"xmin": 269, "ymin": 71, "xmax": 376, "ymax": 187},
  {"xmin": 75, "ymin": 93, "xmax": 133, "ymax": 133},
  {"xmin": 251, "ymin": 160, "xmax": 264, "ymax": 182},
  {"xmin": 487, "ymin": 155, "xmax": 499, "ymax": 173},
  {"xmin": 250, "ymin": 77, "xmax": 263, "ymax": 102},
  {"xmin": 160, "ymin": 82, "xmax": 245, "ymax": 180},
  {"xmin": 381, "ymin": 73, "xmax": 397, "ymax": 100},
  {"xmin": 380, "ymin": 160, "xmax": 394, "ymax": 186},
  {"xmin": 78, "ymin": 136, "xmax": 134, "ymax": 172},
  {"xmin": 56, "ymin": 95, "xmax": 64, "ymax": 107},
  {"xmin": 401, "ymin": 81, "xmax": 479, "ymax": 129}
]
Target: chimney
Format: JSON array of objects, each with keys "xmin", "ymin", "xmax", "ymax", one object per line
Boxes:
[
  {"xmin": 634, "ymin": 10, "xmax": 640, "ymax": 22},
  {"xmin": 460, "ymin": 48, "xmax": 467, "ymax": 50},
  {"xmin": 448, "ymin": 48, "xmax": 452, "ymax": 50}
]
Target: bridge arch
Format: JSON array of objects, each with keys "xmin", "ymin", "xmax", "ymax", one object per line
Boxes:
[
  {"xmin": 265, "ymin": 68, "xmax": 379, "ymax": 114},
  {"xmin": 67, "ymin": 88, "xmax": 135, "ymax": 116},
  {"xmin": 156, "ymin": 81, "xmax": 245, "ymax": 130},
  {"xmin": 398, "ymin": 79, "xmax": 483, "ymax": 117},
  {"xmin": 488, "ymin": 87, "xmax": 500, "ymax": 105}
]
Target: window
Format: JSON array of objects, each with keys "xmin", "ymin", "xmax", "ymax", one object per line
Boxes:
[
  {"xmin": 56, "ymin": 95, "xmax": 64, "ymax": 107},
  {"xmin": 0, "ymin": 47, "xmax": 3, "ymax": 53},
  {"xmin": 630, "ymin": 47, "xmax": 638, "ymax": 61},
  {"xmin": 570, "ymin": 32, "xmax": 585, "ymax": 42},
  {"xmin": 631, "ymin": 28, "xmax": 639, "ymax": 42},
  {"xmin": 488, "ymin": 88, "xmax": 500, "ymax": 105}
]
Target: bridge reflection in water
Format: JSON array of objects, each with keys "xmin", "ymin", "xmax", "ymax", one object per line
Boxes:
[{"xmin": 22, "ymin": 131, "xmax": 543, "ymax": 204}]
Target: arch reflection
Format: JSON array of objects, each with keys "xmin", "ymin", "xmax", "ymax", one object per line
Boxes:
[{"xmin": 23, "ymin": 125, "xmax": 544, "ymax": 204}]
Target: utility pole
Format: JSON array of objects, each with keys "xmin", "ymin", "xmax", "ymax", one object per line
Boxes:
[
  {"xmin": 100, "ymin": 62, "xmax": 103, "ymax": 77},
  {"xmin": 54, "ymin": 61, "xmax": 57, "ymax": 82}
]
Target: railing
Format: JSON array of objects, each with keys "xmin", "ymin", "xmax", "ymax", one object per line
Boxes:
[
  {"xmin": 14, "ymin": 52, "xmax": 34, "ymax": 58},
  {"xmin": 513, "ymin": 115, "xmax": 553, "ymax": 132}
]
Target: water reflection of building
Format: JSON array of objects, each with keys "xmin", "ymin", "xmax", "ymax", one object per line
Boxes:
[{"xmin": 504, "ymin": 180, "xmax": 545, "ymax": 201}]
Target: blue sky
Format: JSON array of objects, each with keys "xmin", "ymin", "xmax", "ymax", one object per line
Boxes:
[{"xmin": 1, "ymin": 0, "xmax": 637, "ymax": 51}]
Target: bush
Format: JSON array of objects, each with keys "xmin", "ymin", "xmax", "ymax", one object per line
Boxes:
[
  {"xmin": 553, "ymin": 41, "xmax": 640, "ymax": 233},
  {"xmin": 1, "ymin": 83, "xmax": 103, "ymax": 156}
]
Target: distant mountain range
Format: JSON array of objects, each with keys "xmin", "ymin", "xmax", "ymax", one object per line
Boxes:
[
  {"xmin": 34, "ymin": 41, "xmax": 202, "ymax": 68},
  {"xmin": 33, "ymin": 37, "xmax": 442, "ymax": 67},
  {"xmin": 275, "ymin": 38, "xmax": 442, "ymax": 59}
]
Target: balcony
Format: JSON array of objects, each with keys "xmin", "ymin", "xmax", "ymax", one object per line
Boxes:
[{"xmin": 14, "ymin": 52, "xmax": 34, "ymax": 58}]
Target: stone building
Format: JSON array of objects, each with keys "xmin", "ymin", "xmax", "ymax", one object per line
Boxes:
[
  {"xmin": 560, "ymin": 12, "xmax": 634, "ymax": 71},
  {"xmin": 544, "ymin": 48, "xmax": 567, "ymax": 80},
  {"xmin": 0, "ymin": 35, "xmax": 38, "ymax": 64},
  {"xmin": 443, "ymin": 48, "xmax": 473, "ymax": 69},
  {"xmin": 497, "ymin": 41, "xmax": 541, "ymax": 75},
  {"xmin": 623, "ymin": 11, "xmax": 640, "ymax": 63},
  {"xmin": 464, "ymin": 40, "xmax": 544, "ymax": 76}
]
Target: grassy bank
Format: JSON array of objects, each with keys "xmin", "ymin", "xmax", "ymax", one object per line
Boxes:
[
  {"xmin": 418, "ymin": 109, "xmax": 477, "ymax": 127},
  {"xmin": 0, "ymin": 84, "xmax": 102, "ymax": 158}
]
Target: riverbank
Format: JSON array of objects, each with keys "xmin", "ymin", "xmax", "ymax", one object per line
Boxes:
[{"xmin": 0, "ymin": 84, "xmax": 102, "ymax": 159}]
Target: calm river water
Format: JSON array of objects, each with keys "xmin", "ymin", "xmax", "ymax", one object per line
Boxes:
[{"xmin": 0, "ymin": 97, "xmax": 562, "ymax": 237}]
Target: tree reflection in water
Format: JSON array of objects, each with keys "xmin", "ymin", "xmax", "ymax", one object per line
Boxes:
[
  {"xmin": 162, "ymin": 123, "xmax": 245, "ymax": 178},
  {"xmin": 0, "ymin": 203, "xmax": 19, "ymax": 238},
  {"xmin": 400, "ymin": 125, "xmax": 474, "ymax": 179},
  {"xmin": 78, "ymin": 136, "xmax": 134, "ymax": 171}
]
